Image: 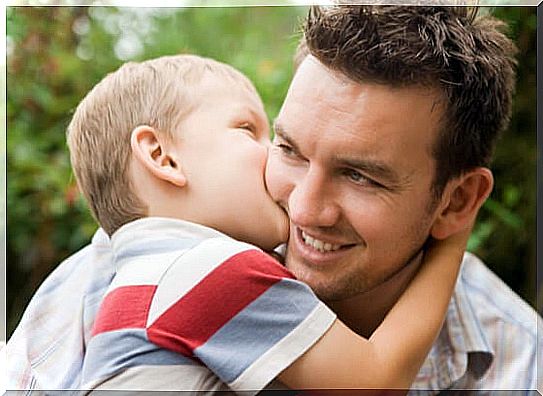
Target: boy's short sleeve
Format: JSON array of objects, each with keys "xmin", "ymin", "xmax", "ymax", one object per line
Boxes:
[{"xmin": 146, "ymin": 237, "xmax": 337, "ymax": 393}]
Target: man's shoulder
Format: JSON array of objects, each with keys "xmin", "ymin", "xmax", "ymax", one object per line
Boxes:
[
  {"xmin": 411, "ymin": 252, "xmax": 541, "ymax": 392},
  {"xmin": 32, "ymin": 228, "xmax": 113, "ymax": 299},
  {"xmin": 9, "ymin": 228, "xmax": 113, "ymax": 333},
  {"xmin": 447, "ymin": 253, "xmax": 542, "ymax": 391},
  {"xmin": 6, "ymin": 228, "xmax": 114, "ymax": 390},
  {"xmin": 459, "ymin": 252, "xmax": 541, "ymax": 335}
]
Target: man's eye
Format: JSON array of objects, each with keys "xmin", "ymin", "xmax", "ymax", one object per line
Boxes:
[
  {"xmin": 342, "ymin": 169, "xmax": 375, "ymax": 186},
  {"xmin": 276, "ymin": 143, "xmax": 295, "ymax": 156}
]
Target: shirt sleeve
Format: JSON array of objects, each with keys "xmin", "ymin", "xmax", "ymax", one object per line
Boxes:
[{"xmin": 145, "ymin": 237, "xmax": 336, "ymax": 394}]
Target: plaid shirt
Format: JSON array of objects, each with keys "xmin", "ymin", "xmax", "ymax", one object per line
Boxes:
[
  {"xmin": 6, "ymin": 228, "xmax": 542, "ymax": 393},
  {"xmin": 6, "ymin": 229, "xmax": 114, "ymax": 391}
]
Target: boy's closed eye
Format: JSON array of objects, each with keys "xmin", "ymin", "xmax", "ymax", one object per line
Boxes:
[
  {"xmin": 237, "ymin": 122, "xmax": 257, "ymax": 137},
  {"xmin": 235, "ymin": 121, "xmax": 270, "ymax": 144}
]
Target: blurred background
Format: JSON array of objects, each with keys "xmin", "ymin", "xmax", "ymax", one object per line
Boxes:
[{"xmin": 6, "ymin": 6, "xmax": 539, "ymax": 338}]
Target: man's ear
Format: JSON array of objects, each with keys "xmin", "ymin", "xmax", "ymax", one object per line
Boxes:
[
  {"xmin": 130, "ymin": 125, "xmax": 186, "ymax": 187},
  {"xmin": 430, "ymin": 167, "xmax": 493, "ymax": 240}
]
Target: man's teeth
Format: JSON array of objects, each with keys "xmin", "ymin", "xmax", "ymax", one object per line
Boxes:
[{"xmin": 301, "ymin": 231, "xmax": 341, "ymax": 252}]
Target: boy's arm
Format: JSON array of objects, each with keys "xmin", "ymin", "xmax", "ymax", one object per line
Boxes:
[{"xmin": 278, "ymin": 229, "xmax": 469, "ymax": 390}]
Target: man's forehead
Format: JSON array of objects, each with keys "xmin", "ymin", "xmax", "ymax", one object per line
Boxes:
[
  {"xmin": 295, "ymin": 55, "xmax": 444, "ymax": 106},
  {"xmin": 295, "ymin": 55, "xmax": 353, "ymax": 89},
  {"xmin": 276, "ymin": 66, "xmax": 443, "ymax": 174}
]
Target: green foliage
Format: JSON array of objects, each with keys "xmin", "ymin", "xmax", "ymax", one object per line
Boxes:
[
  {"xmin": 6, "ymin": 6, "xmax": 538, "ymax": 336},
  {"xmin": 467, "ymin": 7, "xmax": 537, "ymax": 307}
]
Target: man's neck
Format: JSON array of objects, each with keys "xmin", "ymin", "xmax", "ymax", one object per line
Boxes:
[{"xmin": 327, "ymin": 251, "xmax": 424, "ymax": 338}]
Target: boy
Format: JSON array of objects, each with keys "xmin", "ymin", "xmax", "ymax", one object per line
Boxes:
[{"xmin": 68, "ymin": 54, "xmax": 467, "ymax": 393}]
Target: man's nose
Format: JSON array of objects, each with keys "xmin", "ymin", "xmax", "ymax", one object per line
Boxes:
[{"xmin": 288, "ymin": 168, "xmax": 340, "ymax": 228}]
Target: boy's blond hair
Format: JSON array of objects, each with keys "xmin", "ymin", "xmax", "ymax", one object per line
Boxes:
[{"xmin": 67, "ymin": 54, "xmax": 258, "ymax": 236}]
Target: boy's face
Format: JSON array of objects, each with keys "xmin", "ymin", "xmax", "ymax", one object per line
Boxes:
[{"xmin": 173, "ymin": 73, "xmax": 288, "ymax": 250}]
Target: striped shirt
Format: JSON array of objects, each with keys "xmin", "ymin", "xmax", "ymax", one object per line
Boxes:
[
  {"xmin": 411, "ymin": 252, "xmax": 542, "ymax": 393},
  {"xmin": 80, "ymin": 217, "xmax": 336, "ymax": 393},
  {"xmin": 6, "ymin": 221, "xmax": 542, "ymax": 393},
  {"xmin": 6, "ymin": 227, "xmax": 115, "ymax": 391}
]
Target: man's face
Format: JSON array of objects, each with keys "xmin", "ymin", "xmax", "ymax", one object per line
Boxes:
[{"xmin": 266, "ymin": 56, "xmax": 445, "ymax": 301}]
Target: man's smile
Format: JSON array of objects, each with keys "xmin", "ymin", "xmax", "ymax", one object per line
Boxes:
[
  {"xmin": 290, "ymin": 226, "xmax": 361, "ymax": 266},
  {"xmin": 301, "ymin": 230, "xmax": 342, "ymax": 252}
]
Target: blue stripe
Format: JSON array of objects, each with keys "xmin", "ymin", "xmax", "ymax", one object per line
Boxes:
[
  {"xmin": 82, "ymin": 329, "xmax": 195, "ymax": 385},
  {"xmin": 114, "ymin": 237, "xmax": 200, "ymax": 263},
  {"xmin": 194, "ymin": 278, "xmax": 320, "ymax": 384}
]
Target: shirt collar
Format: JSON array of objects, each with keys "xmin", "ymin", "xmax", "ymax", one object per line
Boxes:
[
  {"xmin": 110, "ymin": 217, "xmax": 228, "ymax": 269},
  {"xmin": 92, "ymin": 227, "xmax": 111, "ymax": 246},
  {"xmin": 411, "ymin": 253, "xmax": 494, "ymax": 391}
]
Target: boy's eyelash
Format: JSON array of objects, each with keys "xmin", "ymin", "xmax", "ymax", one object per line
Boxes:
[{"xmin": 239, "ymin": 122, "xmax": 256, "ymax": 133}]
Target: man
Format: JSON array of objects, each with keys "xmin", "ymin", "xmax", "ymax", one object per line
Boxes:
[
  {"xmin": 265, "ymin": 5, "xmax": 541, "ymax": 392},
  {"xmin": 7, "ymin": 5, "xmax": 541, "ymax": 394}
]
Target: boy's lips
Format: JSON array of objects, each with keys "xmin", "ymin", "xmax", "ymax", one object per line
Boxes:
[{"xmin": 290, "ymin": 227, "xmax": 358, "ymax": 266}]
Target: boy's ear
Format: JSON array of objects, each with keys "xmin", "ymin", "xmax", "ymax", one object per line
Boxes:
[
  {"xmin": 430, "ymin": 167, "xmax": 493, "ymax": 240},
  {"xmin": 130, "ymin": 125, "xmax": 186, "ymax": 187}
]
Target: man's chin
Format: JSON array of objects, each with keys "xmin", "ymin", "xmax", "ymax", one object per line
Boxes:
[{"xmin": 286, "ymin": 262, "xmax": 370, "ymax": 301}]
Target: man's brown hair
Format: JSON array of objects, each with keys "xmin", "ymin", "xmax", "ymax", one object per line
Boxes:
[
  {"xmin": 67, "ymin": 54, "xmax": 257, "ymax": 235},
  {"xmin": 296, "ymin": 6, "xmax": 517, "ymax": 198}
]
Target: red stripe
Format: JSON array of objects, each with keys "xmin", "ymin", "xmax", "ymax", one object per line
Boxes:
[
  {"xmin": 147, "ymin": 249, "xmax": 294, "ymax": 356},
  {"xmin": 92, "ymin": 285, "xmax": 157, "ymax": 336}
]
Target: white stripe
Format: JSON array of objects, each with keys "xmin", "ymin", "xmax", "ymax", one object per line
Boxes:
[
  {"xmin": 108, "ymin": 251, "xmax": 186, "ymax": 292},
  {"xmin": 146, "ymin": 238, "xmax": 255, "ymax": 327},
  {"xmin": 228, "ymin": 302, "xmax": 336, "ymax": 394},
  {"xmin": 87, "ymin": 364, "xmax": 229, "ymax": 391}
]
